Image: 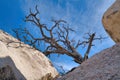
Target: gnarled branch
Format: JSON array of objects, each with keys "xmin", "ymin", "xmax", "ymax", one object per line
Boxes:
[{"xmin": 13, "ymin": 6, "xmax": 106, "ymax": 64}]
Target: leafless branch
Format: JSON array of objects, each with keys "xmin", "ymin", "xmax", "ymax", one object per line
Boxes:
[{"xmin": 13, "ymin": 6, "xmax": 106, "ymax": 64}]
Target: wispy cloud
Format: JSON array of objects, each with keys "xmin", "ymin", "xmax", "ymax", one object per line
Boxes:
[
  {"xmin": 19, "ymin": 0, "xmax": 115, "ymax": 32},
  {"xmin": 19, "ymin": 0, "xmax": 116, "ymax": 69}
]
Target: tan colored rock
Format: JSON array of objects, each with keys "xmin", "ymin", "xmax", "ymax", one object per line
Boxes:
[
  {"xmin": 57, "ymin": 43, "xmax": 120, "ymax": 80},
  {"xmin": 102, "ymin": 0, "xmax": 120, "ymax": 42},
  {"xmin": 0, "ymin": 30, "xmax": 58, "ymax": 80}
]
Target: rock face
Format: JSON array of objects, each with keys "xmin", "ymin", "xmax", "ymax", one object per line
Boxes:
[
  {"xmin": 0, "ymin": 30, "xmax": 58, "ymax": 80},
  {"xmin": 57, "ymin": 43, "xmax": 120, "ymax": 80},
  {"xmin": 102, "ymin": 0, "xmax": 120, "ymax": 42}
]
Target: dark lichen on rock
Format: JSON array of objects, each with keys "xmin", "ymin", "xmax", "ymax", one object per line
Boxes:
[{"xmin": 0, "ymin": 65, "xmax": 17, "ymax": 80}]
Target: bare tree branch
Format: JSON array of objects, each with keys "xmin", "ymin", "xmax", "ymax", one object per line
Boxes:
[
  {"xmin": 13, "ymin": 6, "xmax": 106, "ymax": 64},
  {"xmin": 83, "ymin": 33, "xmax": 95, "ymax": 61}
]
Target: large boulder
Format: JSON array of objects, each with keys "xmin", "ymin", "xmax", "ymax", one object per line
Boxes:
[
  {"xmin": 102, "ymin": 0, "xmax": 120, "ymax": 42},
  {"xmin": 57, "ymin": 43, "xmax": 120, "ymax": 80},
  {"xmin": 0, "ymin": 30, "xmax": 58, "ymax": 80}
]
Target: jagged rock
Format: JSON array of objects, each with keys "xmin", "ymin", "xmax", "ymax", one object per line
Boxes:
[
  {"xmin": 57, "ymin": 43, "xmax": 120, "ymax": 80},
  {"xmin": 102, "ymin": 0, "xmax": 120, "ymax": 42},
  {"xmin": 0, "ymin": 30, "xmax": 58, "ymax": 80}
]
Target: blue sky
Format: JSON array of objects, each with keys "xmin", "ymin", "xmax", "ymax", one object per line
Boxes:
[{"xmin": 0, "ymin": 0, "xmax": 115, "ymax": 72}]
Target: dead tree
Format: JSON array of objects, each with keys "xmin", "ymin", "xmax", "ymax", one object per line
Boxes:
[{"xmin": 13, "ymin": 6, "xmax": 105, "ymax": 64}]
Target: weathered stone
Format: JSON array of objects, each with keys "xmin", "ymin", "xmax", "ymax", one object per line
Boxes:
[
  {"xmin": 0, "ymin": 30, "xmax": 58, "ymax": 80},
  {"xmin": 102, "ymin": 0, "xmax": 120, "ymax": 42},
  {"xmin": 57, "ymin": 43, "xmax": 120, "ymax": 80}
]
